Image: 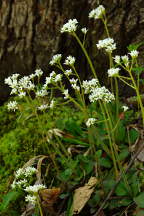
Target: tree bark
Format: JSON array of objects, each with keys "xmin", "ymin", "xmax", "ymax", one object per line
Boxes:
[{"xmin": 0, "ymin": 0, "xmax": 144, "ymax": 103}]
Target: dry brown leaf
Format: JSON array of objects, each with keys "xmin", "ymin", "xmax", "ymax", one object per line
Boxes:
[{"xmin": 72, "ymin": 177, "xmax": 98, "ymax": 214}]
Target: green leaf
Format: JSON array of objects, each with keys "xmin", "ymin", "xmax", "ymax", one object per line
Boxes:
[
  {"xmin": 134, "ymin": 192, "xmax": 144, "ymax": 208},
  {"xmin": 115, "ymin": 182, "xmax": 129, "ymax": 196},
  {"xmin": 99, "ymin": 157, "xmax": 112, "ymax": 168},
  {"xmin": 63, "ymin": 137, "xmax": 89, "ymax": 146},
  {"xmin": 132, "ymin": 67, "xmax": 144, "ymax": 75},
  {"xmin": 118, "ymin": 148, "xmax": 129, "ymax": 161},
  {"xmin": 0, "ymin": 191, "xmax": 20, "ymax": 211},
  {"xmin": 127, "ymin": 42, "xmax": 144, "ymax": 51},
  {"xmin": 59, "ymin": 168, "xmax": 72, "ymax": 181},
  {"xmin": 129, "ymin": 128, "xmax": 139, "ymax": 143}
]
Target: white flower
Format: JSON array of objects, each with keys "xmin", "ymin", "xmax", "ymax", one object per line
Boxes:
[
  {"xmin": 96, "ymin": 38, "xmax": 116, "ymax": 53},
  {"xmin": 24, "ymin": 167, "xmax": 37, "ymax": 177},
  {"xmin": 35, "ymin": 69, "xmax": 43, "ymax": 77},
  {"xmin": 25, "ymin": 195, "xmax": 37, "ymax": 205},
  {"xmin": 129, "ymin": 50, "xmax": 139, "ymax": 58},
  {"xmin": 61, "ymin": 19, "xmax": 78, "ymax": 33},
  {"xmin": 122, "ymin": 105, "xmax": 129, "ymax": 112},
  {"xmin": 49, "ymin": 54, "xmax": 62, "ymax": 65},
  {"xmin": 63, "ymin": 89, "xmax": 69, "ymax": 99},
  {"xmin": 86, "ymin": 118, "xmax": 97, "ymax": 127},
  {"xmin": 36, "ymin": 89, "xmax": 48, "ymax": 97},
  {"xmin": 29, "ymin": 74, "xmax": 36, "ymax": 79},
  {"xmin": 54, "ymin": 74, "xmax": 62, "ymax": 82},
  {"xmin": 15, "ymin": 168, "xmax": 24, "ymax": 178},
  {"xmin": 12, "ymin": 179, "xmax": 28, "ymax": 189},
  {"xmin": 82, "ymin": 78, "xmax": 99, "ymax": 94},
  {"xmin": 81, "ymin": 27, "xmax": 88, "ymax": 34},
  {"xmin": 89, "ymin": 5, "xmax": 105, "ymax": 20},
  {"xmin": 49, "ymin": 99, "xmax": 55, "ymax": 109},
  {"xmin": 18, "ymin": 91, "xmax": 26, "ymax": 98},
  {"xmin": 121, "ymin": 55, "xmax": 129, "ymax": 67},
  {"xmin": 107, "ymin": 68, "xmax": 120, "ymax": 77},
  {"xmin": 113, "ymin": 55, "xmax": 121, "ymax": 64},
  {"xmin": 64, "ymin": 56, "xmax": 76, "ymax": 66},
  {"xmin": 64, "ymin": 69, "xmax": 72, "ymax": 76},
  {"xmin": 19, "ymin": 76, "xmax": 35, "ymax": 90},
  {"xmin": 7, "ymin": 101, "xmax": 18, "ymax": 111},
  {"xmin": 69, "ymin": 78, "xmax": 78, "ymax": 84},
  {"xmin": 5, "ymin": 74, "xmax": 20, "ymax": 95},
  {"xmin": 71, "ymin": 84, "xmax": 80, "ymax": 91},
  {"xmin": 89, "ymin": 86, "xmax": 115, "ymax": 103},
  {"xmin": 25, "ymin": 184, "xmax": 46, "ymax": 193},
  {"xmin": 50, "ymin": 71, "xmax": 56, "ymax": 78},
  {"xmin": 38, "ymin": 104, "xmax": 49, "ymax": 111}
]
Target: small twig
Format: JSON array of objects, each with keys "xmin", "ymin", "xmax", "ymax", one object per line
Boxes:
[{"xmin": 94, "ymin": 140, "xmax": 144, "ymax": 216}]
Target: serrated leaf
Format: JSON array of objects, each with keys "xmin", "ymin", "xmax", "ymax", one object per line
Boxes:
[{"xmin": 134, "ymin": 192, "xmax": 144, "ymax": 208}]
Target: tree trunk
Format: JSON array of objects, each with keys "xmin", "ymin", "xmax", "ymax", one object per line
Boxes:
[{"xmin": 0, "ymin": 0, "xmax": 144, "ymax": 103}]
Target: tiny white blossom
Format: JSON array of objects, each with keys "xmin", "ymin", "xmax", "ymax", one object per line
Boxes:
[
  {"xmin": 82, "ymin": 78, "xmax": 99, "ymax": 94},
  {"xmin": 38, "ymin": 104, "xmax": 49, "ymax": 111},
  {"xmin": 36, "ymin": 89, "xmax": 48, "ymax": 97},
  {"xmin": 25, "ymin": 184, "xmax": 46, "ymax": 193},
  {"xmin": 71, "ymin": 84, "xmax": 80, "ymax": 91},
  {"xmin": 63, "ymin": 89, "xmax": 69, "ymax": 99},
  {"xmin": 96, "ymin": 38, "xmax": 116, "ymax": 53},
  {"xmin": 81, "ymin": 27, "xmax": 88, "ymax": 34},
  {"xmin": 61, "ymin": 19, "xmax": 78, "ymax": 33},
  {"xmin": 107, "ymin": 68, "xmax": 120, "ymax": 77},
  {"xmin": 25, "ymin": 195, "xmax": 37, "ymax": 205},
  {"xmin": 35, "ymin": 69, "xmax": 43, "ymax": 77},
  {"xmin": 122, "ymin": 105, "xmax": 129, "ymax": 112},
  {"xmin": 15, "ymin": 168, "xmax": 24, "ymax": 178},
  {"xmin": 64, "ymin": 69, "xmax": 72, "ymax": 76},
  {"xmin": 24, "ymin": 167, "xmax": 37, "ymax": 177},
  {"xmin": 12, "ymin": 179, "xmax": 28, "ymax": 189},
  {"xmin": 64, "ymin": 56, "xmax": 76, "ymax": 66},
  {"xmin": 113, "ymin": 55, "xmax": 121, "ymax": 64},
  {"xmin": 50, "ymin": 71, "xmax": 56, "ymax": 78},
  {"xmin": 86, "ymin": 118, "xmax": 97, "ymax": 127},
  {"xmin": 129, "ymin": 50, "xmax": 139, "ymax": 58},
  {"xmin": 89, "ymin": 86, "xmax": 115, "ymax": 103},
  {"xmin": 18, "ymin": 91, "xmax": 26, "ymax": 98},
  {"xmin": 49, "ymin": 54, "xmax": 62, "ymax": 65},
  {"xmin": 49, "ymin": 99, "xmax": 55, "ymax": 109},
  {"xmin": 54, "ymin": 74, "xmax": 62, "ymax": 82},
  {"xmin": 69, "ymin": 78, "xmax": 78, "ymax": 84},
  {"xmin": 89, "ymin": 5, "xmax": 105, "ymax": 20},
  {"xmin": 29, "ymin": 74, "xmax": 36, "ymax": 79},
  {"xmin": 7, "ymin": 101, "xmax": 18, "ymax": 112},
  {"xmin": 121, "ymin": 55, "xmax": 129, "ymax": 67}
]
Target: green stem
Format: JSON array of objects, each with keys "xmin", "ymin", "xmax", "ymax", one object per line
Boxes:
[{"xmin": 73, "ymin": 32, "xmax": 97, "ymax": 78}]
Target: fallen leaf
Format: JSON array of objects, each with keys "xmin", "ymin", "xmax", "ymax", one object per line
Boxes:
[
  {"xmin": 39, "ymin": 188, "xmax": 61, "ymax": 207},
  {"xmin": 72, "ymin": 177, "xmax": 98, "ymax": 214}
]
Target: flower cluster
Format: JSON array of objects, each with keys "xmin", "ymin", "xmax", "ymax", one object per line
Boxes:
[
  {"xmin": 64, "ymin": 56, "xmax": 76, "ymax": 66},
  {"xmin": 25, "ymin": 184, "xmax": 46, "ymax": 193},
  {"xmin": 89, "ymin": 86, "xmax": 115, "ymax": 103},
  {"xmin": 12, "ymin": 166, "xmax": 37, "ymax": 189},
  {"xmin": 7, "ymin": 101, "xmax": 18, "ymax": 112},
  {"xmin": 86, "ymin": 118, "xmax": 97, "ymax": 127},
  {"xmin": 12, "ymin": 166, "xmax": 46, "ymax": 205},
  {"xmin": 96, "ymin": 38, "xmax": 116, "ymax": 53},
  {"xmin": 89, "ymin": 5, "xmax": 105, "ymax": 20},
  {"xmin": 61, "ymin": 19, "xmax": 78, "ymax": 33},
  {"xmin": 81, "ymin": 27, "xmax": 88, "ymax": 34},
  {"xmin": 82, "ymin": 78, "xmax": 99, "ymax": 94},
  {"xmin": 49, "ymin": 54, "xmax": 62, "ymax": 66},
  {"xmin": 129, "ymin": 50, "xmax": 139, "ymax": 58},
  {"xmin": 107, "ymin": 68, "xmax": 120, "ymax": 77}
]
